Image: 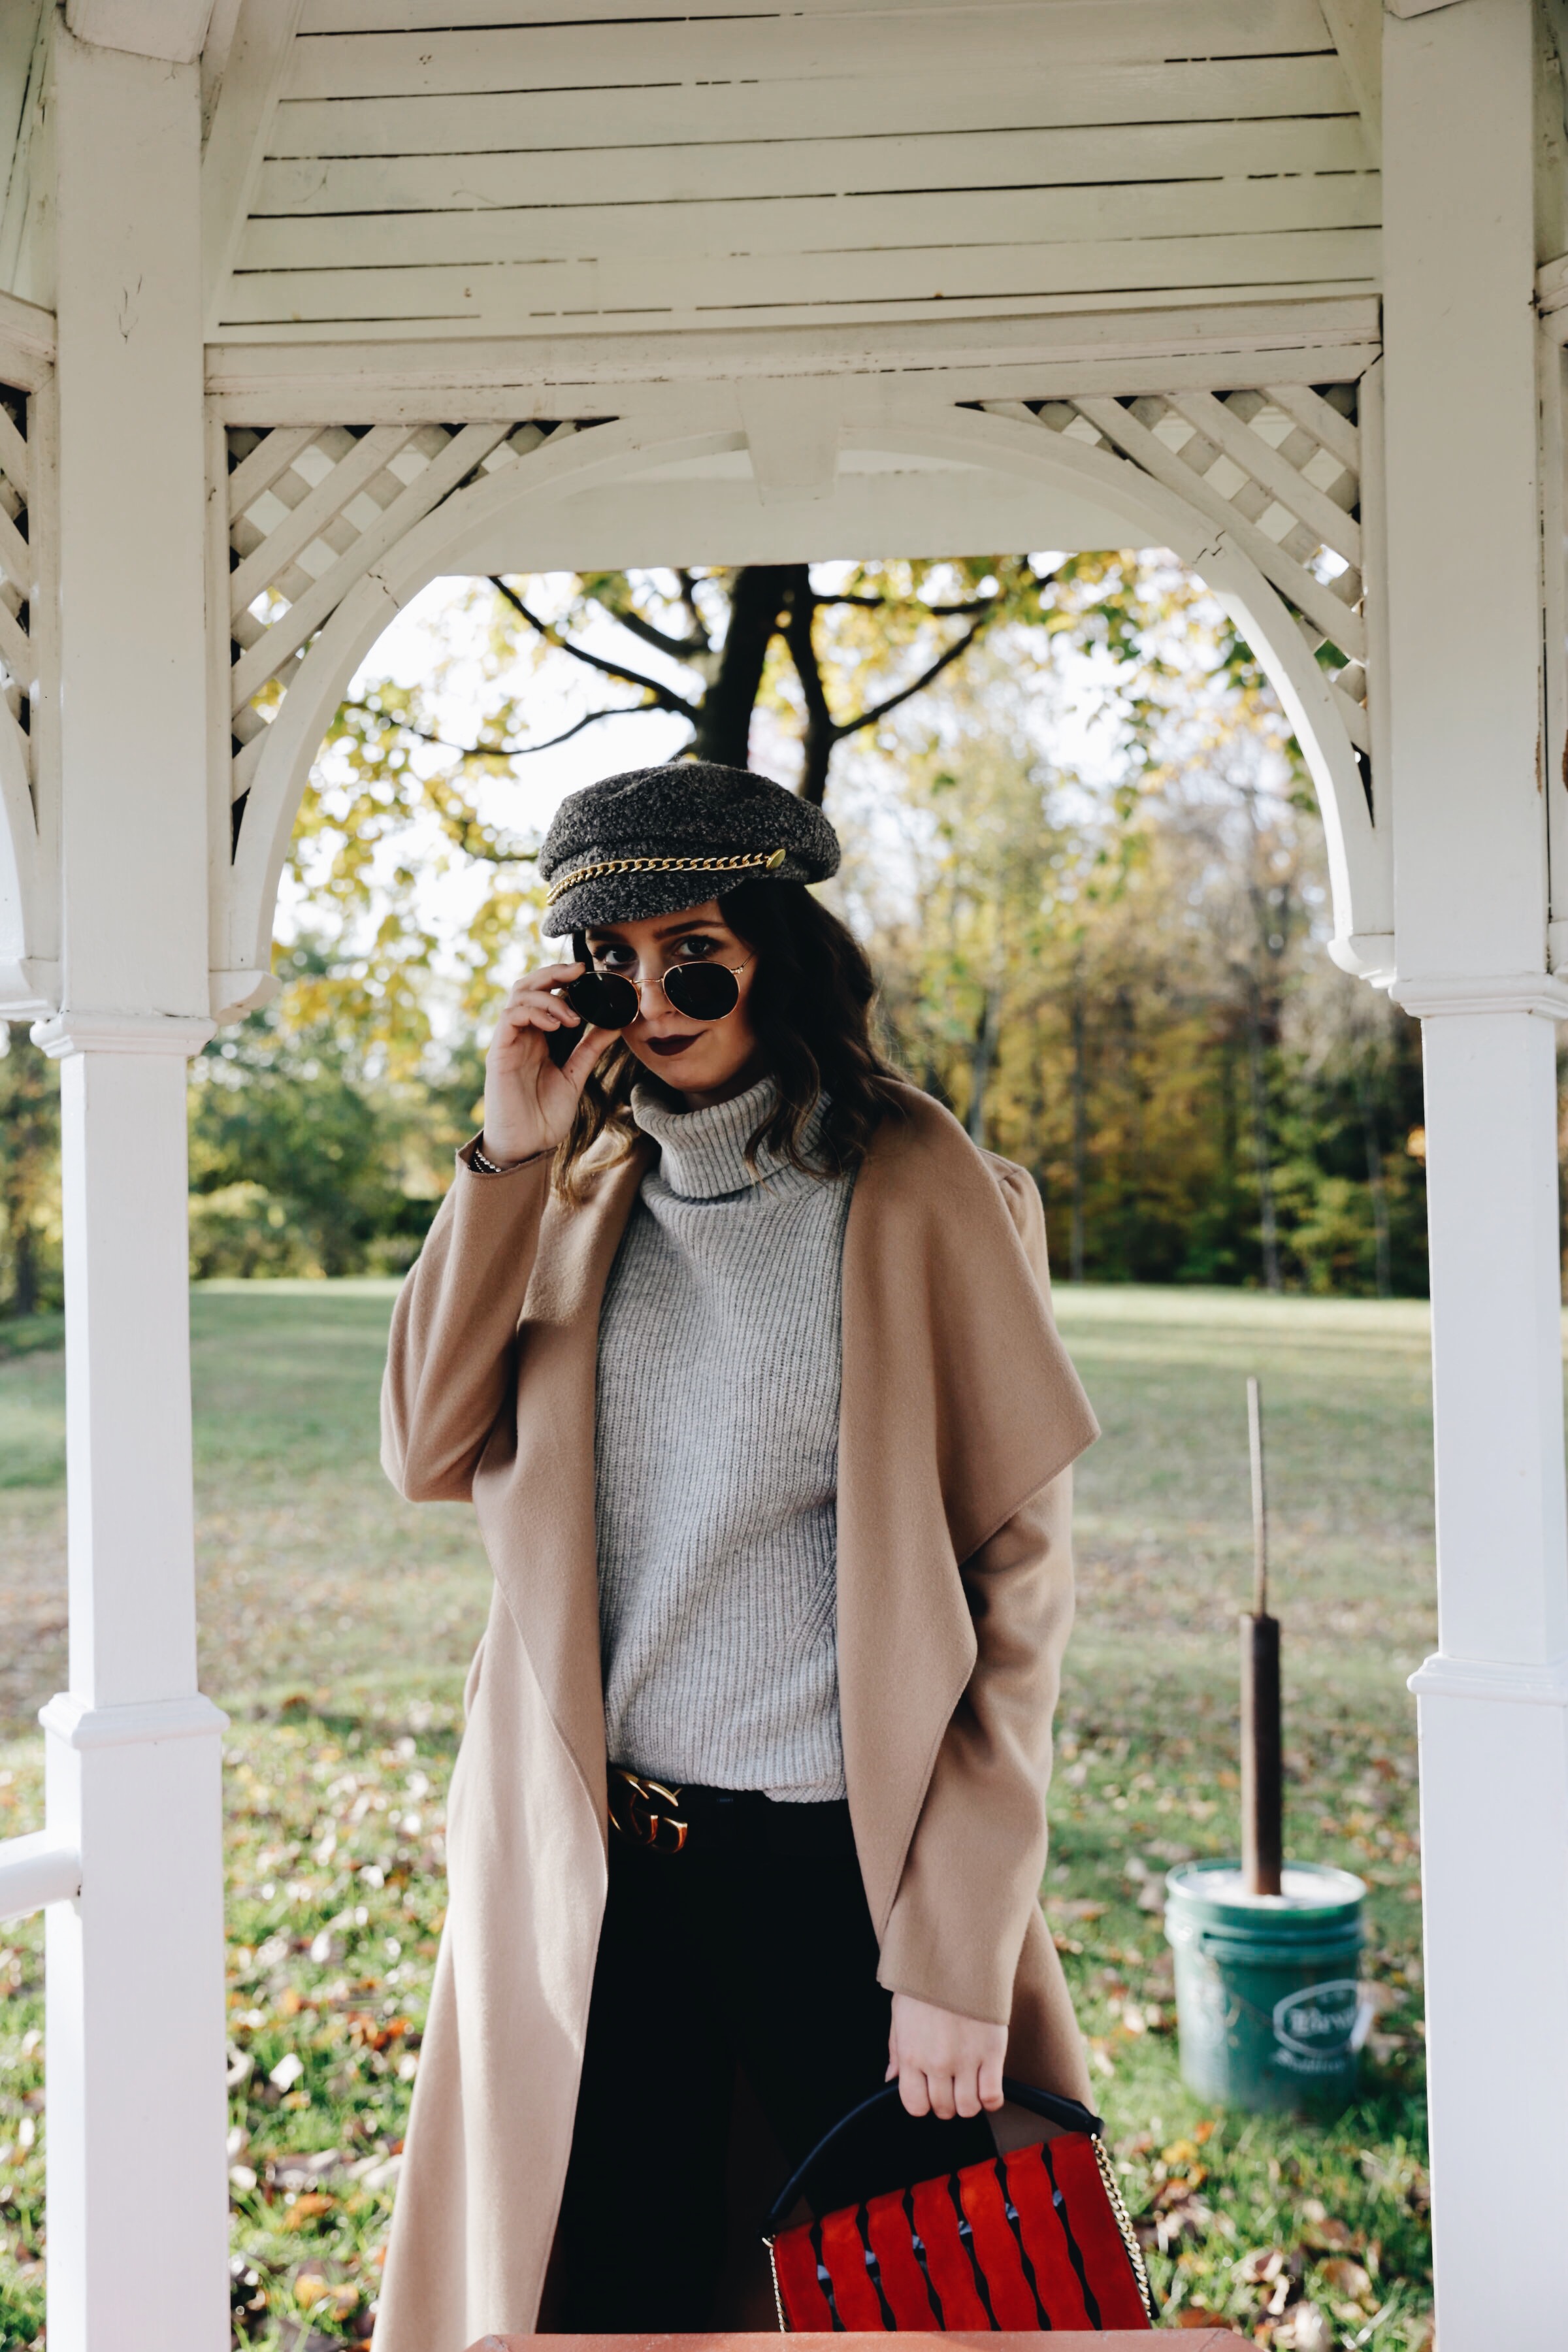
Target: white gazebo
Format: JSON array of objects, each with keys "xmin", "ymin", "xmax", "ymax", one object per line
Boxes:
[{"xmin": 0, "ymin": 1, "xmax": 1560, "ymax": 2345}]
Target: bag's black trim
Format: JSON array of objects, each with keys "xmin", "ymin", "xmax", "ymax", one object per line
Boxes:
[
  {"xmin": 855, "ymin": 2202, "xmax": 898, "ymax": 2328},
  {"xmin": 1040, "ymin": 2139, "xmax": 1101, "ymax": 2330},
  {"xmin": 762, "ymin": 2076, "xmax": 1103, "ymax": 2235},
  {"xmin": 810, "ymin": 2218, "xmax": 845, "ymax": 2331},
  {"xmin": 901, "ymin": 2185, "xmax": 946, "ymax": 2327},
  {"xmin": 946, "ymin": 2170, "xmax": 999, "ymax": 2328},
  {"xmin": 994, "ymin": 2153, "xmax": 1052, "ymax": 2330}
]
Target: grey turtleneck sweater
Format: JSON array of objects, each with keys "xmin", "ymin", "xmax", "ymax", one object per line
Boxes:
[{"xmin": 593, "ymin": 1077, "xmax": 853, "ymax": 1802}]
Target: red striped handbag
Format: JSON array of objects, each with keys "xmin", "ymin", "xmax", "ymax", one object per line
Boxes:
[{"xmin": 762, "ymin": 2078, "xmax": 1152, "ymax": 2332}]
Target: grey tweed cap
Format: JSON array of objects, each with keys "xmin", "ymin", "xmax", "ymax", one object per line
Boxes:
[{"xmin": 538, "ymin": 760, "xmax": 840, "ymax": 935}]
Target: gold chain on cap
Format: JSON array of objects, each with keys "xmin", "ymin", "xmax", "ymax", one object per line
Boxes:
[{"xmin": 545, "ymin": 844, "xmax": 787, "ymax": 909}]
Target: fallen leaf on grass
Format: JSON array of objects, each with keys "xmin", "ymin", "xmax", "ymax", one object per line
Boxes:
[
  {"xmin": 1301, "ymin": 2214, "xmax": 1356, "ymax": 2251},
  {"xmin": 1317, "ymin": 2257, "xmax": 1373, "ymax": 2302},
  {"xmin": 285, "ymin": 2192, "xmax": 335, "ymax": 2224},
  {"xmin": 1275, "ymin": 2304, "xmax": 1333, "ymax": 2352},
  {"xmin": 1174, "ymin": 2308, "xmax": 1230, "ymax": 2329}
]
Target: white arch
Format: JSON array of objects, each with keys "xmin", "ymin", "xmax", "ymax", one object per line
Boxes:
[{"xmin": 222, "ymin": 400, "xmax": 1393, "ymax": 1000}]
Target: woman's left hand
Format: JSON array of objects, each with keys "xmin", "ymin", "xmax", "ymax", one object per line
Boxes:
[{"xmin": 887, "ymin": 1992, "xmax": 1007, "ymax": 2120}]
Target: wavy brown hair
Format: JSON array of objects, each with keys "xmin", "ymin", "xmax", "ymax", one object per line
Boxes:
[{"xmin": 552, "ymin": 879, "xmax": 907, "ymax": 1201}]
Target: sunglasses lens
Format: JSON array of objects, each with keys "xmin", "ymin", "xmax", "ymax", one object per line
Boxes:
[
  {"xmin": 565, "ymin": 972, "xmax": 640, "ymax": 1030},
  {"xmin": 664, "ymin": 963, "xmax": 741, "ymax": 1022}
]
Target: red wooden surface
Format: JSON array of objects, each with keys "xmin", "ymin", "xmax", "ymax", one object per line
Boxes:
[{"xmin": 466, "ymin": 2334, "xmax": 1250, "ymax": 2348}]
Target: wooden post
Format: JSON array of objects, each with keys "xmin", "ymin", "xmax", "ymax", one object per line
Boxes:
[
  {"xmin": 1239, "ymin": 1379, "xmax": 1282, "ymax": 1897},
  {"xmin": 35, "ymin": 29, "xmax": 228, "ymax": 2352},
  {"xmin": 1382, "ymin": 4, "xmax": 1568, "ymax": 2342}
]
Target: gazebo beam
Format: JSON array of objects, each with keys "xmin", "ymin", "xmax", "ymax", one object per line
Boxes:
[
  {"xmin": 65, "ymin": 0, "xmax": 215, "ymax": 66},
  {"xmin": 36, "ymin": 29, "xmax": 229, "ymax": 2352},
  {"xmin": 1383, "ymin": 2, "xmax": 1568, "ymax": 2342}
]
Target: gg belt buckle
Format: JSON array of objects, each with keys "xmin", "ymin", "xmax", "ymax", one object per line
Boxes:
[{"xmin": 609, "ymin": 1768, "xmax": 689, "ymax": 1855}]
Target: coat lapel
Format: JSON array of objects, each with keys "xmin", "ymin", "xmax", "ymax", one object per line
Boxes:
[{"xmin": 472, "ymin": 1137, "xmax": 652, "ymax": 1814}]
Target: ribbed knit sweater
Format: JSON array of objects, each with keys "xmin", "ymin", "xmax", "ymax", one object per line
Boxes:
[{"xmin": 593, "ymin": 1076, "xmax": 853, "ymax": 1801}]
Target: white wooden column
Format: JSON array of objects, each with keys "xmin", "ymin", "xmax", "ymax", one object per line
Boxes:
[
  {"xmin": 31, "ymin": 28, "xmax": 229, "ymax": 2352},
  {"xmin": 1383, "ymin": 7, "xmax": 1568, "ymax": 2346}
]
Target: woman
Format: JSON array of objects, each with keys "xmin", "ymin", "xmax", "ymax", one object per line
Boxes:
[{"xmin": 376, "ymin": 761, "xmax": 1099, "ymax": 2352}]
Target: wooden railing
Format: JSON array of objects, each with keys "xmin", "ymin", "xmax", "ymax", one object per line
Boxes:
[{"xmin": 0, "ymin": 1827, "xmax": 80, "ymax": 1920}]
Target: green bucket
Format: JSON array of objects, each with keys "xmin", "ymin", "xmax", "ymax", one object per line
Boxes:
[{"xmin": 1164, "ymin": 1861, "xmax": 1368, "ymax": 2114}]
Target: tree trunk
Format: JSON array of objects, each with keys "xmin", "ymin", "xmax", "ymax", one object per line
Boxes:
[
  {"xmin": 691, "ymin": 565, "xmax": 794, "ymax": 768},
  {"xmin": 781, "ymin": 572, "xmax": 836, "ymax": 804},
  {"xmin": 1355, "ymin": 1064, "xmax": 1394, "ymax": 1299},
  {"xmin": 967, "ymin": 985, "xmax": 1001, "ymax": 1146},
  {"xmin": 1069, "ymin": 973, "xmax": 1088, "ymax": 1284},
  {"xmin": 1245, "ymin": 975, "xmax": 1282, "ymax": 1293},
  {"xmin": 10, "ymin": 1219, "xmax": 38, "ymax": 1318}
]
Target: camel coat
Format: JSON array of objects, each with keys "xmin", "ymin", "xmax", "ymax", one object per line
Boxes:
[{"xmin": 375, "ymin": 1085, "xmax": 1100, "ymax": 2352}]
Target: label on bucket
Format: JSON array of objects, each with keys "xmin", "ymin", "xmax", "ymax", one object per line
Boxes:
[{"xmin": 1271, "ymin": 1978, "xmax": 1360, "ymax": 2075}]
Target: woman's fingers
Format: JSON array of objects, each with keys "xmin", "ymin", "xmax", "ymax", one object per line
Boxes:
[
  {"xmin": 887, "ymin": 1993, "xmax": 1008, "ymax": 2125},
  {"xmin": 896, "ymin": 2063, "xmax": 932, "ymax": 2119},
  {"xmin": 494, "ymin": 963, "xmax": 585, "ymax": 1032},
  {"xmin": 927, "ymin": 2070, "xmax": 960, "ymax": 2121},
  {"xmin": 558, "ymin": 1026, "xmax": 612, "ymax": 1088}
]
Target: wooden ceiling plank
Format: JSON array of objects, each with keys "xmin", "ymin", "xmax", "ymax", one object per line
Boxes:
[
  {"xmin": 282, "ymin": 3, "xmax": 1335, "ymax": 104},
  {"xmin": 202, "ymin": 0, "xmax": 308, "ymax": 329},
  {"xmin": 296, "ymin": 0, "xmax": 1287, "ymax": 25},
  {"xmin": 238, "ymin": 171, "xmax": 1380, "ymax": 273},
  {"xmin": 219, "ymin": 225, "xmax": 1382, "ymax": 327},
  {"xmin": 204, "ymin": 293, "xmax": 1380, "ymax": 401},
  {"xmin": 255, "ymin": 116, "xmax": 1370, "ymax": 218},
  {"xmin": 266, "ymin": 55, "xmax": 1352, "ymax": 157},
  {"xmin": 209, "ymin": 285, "xmax": 1380, "ymax": 353}
]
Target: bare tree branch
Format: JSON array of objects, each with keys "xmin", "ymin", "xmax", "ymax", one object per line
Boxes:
[
  {"xmin": 340, "ymin": 698, "xmax": 635, "ymax": 762},
  {"xmin": 782, "ymin": 579, "xmax": 837, "ymax": 804},
  {"xmin": 591, "ymin": 582, "xmax": 711, "ymax": 665},
  {"xmin": 489, "ymin": 577, "xmax": 700, "ymax": 719},
  {"xmin": 674, "ymin": 569, "xmax": 711, "ymax": 649},
  {"xmin": 834, "ymin": 613, "xmax": 994, "ymax": 741},
  {"xmin": 813, "ymin": 592, "xmax": 999, "ymax": 619}
]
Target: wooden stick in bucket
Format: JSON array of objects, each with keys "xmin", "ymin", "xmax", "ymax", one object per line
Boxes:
[{"xmin": 1241, "ymin": 1376, "xmax": 1283, "ymax": 1897}]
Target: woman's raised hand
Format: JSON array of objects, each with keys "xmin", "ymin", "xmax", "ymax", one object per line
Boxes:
[
  {"xmin": 887, "ymin": 1991, "xmax": 1008, "ymax": 2121},
  {"xmin": 479, "ymin": 962, "xmax": 609, "ymax": 1167}
]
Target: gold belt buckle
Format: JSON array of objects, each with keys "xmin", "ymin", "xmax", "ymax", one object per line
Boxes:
[{"xmin": 608, "ymin": 1767, "xmax": 689, "ymax": 1855}]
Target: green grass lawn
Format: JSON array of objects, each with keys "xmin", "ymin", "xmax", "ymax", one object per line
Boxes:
[{"xmin": 0, "ymin": 1282, "xmax": 1436, "ymax": 2348}]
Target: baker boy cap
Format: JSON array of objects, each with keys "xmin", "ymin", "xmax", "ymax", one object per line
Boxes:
[{"xmin": 538, "ymin": 760, "xmax": 841, "ymax": 936}]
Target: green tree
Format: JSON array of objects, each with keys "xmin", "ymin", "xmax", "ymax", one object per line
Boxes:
[{"xmin": 0, "ymin": 1034, "xmax": 59, "ymax": 1316}]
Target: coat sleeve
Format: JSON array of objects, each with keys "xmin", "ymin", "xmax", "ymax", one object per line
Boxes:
[
  {"xmin": 380, "ymin": 1141, "xmax": 553, "ymax": 1503},
  {"xmin": 875, "ymin": 1163, "xmax": 1079, "ymax": 2027}
]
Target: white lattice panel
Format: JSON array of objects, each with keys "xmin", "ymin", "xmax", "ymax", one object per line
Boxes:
[
  {"xmin": 0, "ymin": 385, "xmax": 37, "ymax": 787},
  {"xmin": 984, "ymin": 382, "xmax": 1368, "ymax": 765},
  {"xmin": 224, "ymin": 416, "xmax": 599, "ymax": 811}
]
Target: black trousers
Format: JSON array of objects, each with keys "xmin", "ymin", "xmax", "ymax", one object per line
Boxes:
[{"xmin": 555, "ymin": 1794, "xmax": 992, "ymax": 2331}]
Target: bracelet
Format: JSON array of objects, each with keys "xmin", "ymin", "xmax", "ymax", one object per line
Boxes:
[{"xmin": 470, "ymin": 1141, "xmax": 512, "ymax": 1175}]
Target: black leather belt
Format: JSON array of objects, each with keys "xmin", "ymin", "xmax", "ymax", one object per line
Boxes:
[{"xmin": 608, "ymin": 1766, "xmax": 857, "ymax": 1860}]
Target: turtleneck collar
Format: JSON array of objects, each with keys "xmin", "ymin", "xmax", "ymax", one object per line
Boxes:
[{"xmin": 630, "ymin": 1075, "xmax": 830, "ymax": 1201}]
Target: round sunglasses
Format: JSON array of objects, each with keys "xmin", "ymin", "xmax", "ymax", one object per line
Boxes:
[{"xmin": 559, "ymin": 934, "xmax": 752, "ymax": 1030}]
